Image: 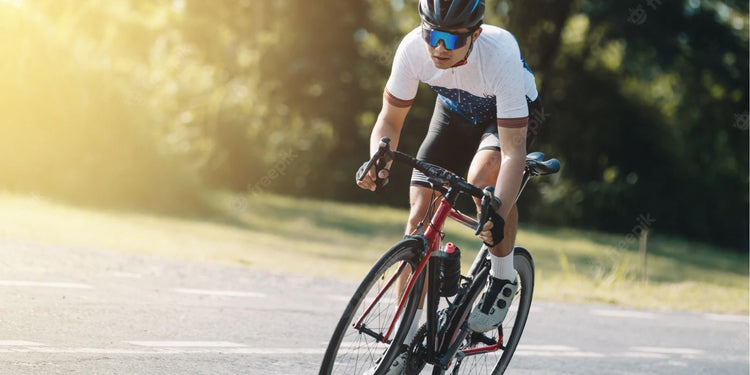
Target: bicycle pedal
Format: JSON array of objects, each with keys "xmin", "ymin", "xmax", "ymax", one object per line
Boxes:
[{"xmin": 470, "ymin": 331, "xmax": 497, "ymax": 346}]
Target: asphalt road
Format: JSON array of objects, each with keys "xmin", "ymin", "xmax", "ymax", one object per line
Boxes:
[{"xmin": 0, "ymin": 240, "xmax": 748, "ymax": 374}]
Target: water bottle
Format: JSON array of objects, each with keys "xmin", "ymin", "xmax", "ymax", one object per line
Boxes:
[{"xmin": 438, "ymin": 242, "xmax": 461, "ymax": 297}]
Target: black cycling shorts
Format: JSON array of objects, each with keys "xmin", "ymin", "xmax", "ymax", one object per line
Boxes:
[{"xmin": 410, "ymin": 96, "xmax": 544, "ymax": 188}]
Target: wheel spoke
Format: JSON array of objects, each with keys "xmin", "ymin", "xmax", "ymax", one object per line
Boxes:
[
  {"xmin": 447, "ymin": 249, "xmax": 534, "ymax": 375},
  {"xmin": 320, "ymin": 243, "xmax": 423, "ymax": 375}
]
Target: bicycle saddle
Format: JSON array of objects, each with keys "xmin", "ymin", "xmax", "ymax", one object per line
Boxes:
[
  {"xmin": 525, "ymin": 152, "xmax": 561, "ymax": 175},
  {"xmin": 526, "ymin": 152, "xmax": 545, "ymax": 162}
]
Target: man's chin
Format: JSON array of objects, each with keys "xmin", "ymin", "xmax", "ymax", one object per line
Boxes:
[{"xmin": 431, "ymin": 58, "xmax": 453, "ymax": 69}]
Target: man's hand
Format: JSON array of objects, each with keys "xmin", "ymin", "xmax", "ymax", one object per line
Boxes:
[
  {"xmin": 477, "ymin": 210, "xmax": 505, "ymax": 247},
  {"xmin": 356, "ymin": 161, "xmax": 389, "ymax": 191}
]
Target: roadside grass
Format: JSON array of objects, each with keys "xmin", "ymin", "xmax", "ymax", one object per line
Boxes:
[{"xmin": 0, "ymin": 191, "xmax": 747, "ymax": 314}]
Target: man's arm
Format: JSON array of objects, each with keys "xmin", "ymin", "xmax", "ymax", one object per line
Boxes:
[
  {"xmin": 357, "ymin": 90, "xmax": 411, "ymax": 191},
  {"xmin": 495, "ymin": 118, "xmax": 528, "ymax": 219}
]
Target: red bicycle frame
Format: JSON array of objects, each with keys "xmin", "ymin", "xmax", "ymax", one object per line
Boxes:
[
  {"xmin": 348, "ymin": 137, "xmax": 557, "ymax": 368},
  {"xmin": 354, "ymin": 195, "xmax": 478, "ymax": 343}
]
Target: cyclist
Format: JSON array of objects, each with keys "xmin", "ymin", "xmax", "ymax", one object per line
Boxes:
[{"xmin": 357, "ymin": 0, "xmax": 544, "ymax": 372}]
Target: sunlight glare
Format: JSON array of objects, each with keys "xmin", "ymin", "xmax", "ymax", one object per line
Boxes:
[{"xmin": 0, "ymin": 0, "xmax": 23, "ymax": 8}]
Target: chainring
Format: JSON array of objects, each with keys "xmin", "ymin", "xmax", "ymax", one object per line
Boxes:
[{"xmin": 404, "ymin": 309, "xmax": 453, "ymax": 375}]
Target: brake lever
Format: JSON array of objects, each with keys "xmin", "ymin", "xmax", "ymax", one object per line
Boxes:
[
  {"xmin": 356, "ymin": 137, "xmax": 393, "ymax": 191},
  {"xmin": 374, "ymin": 152, "xmax": 393, "ymax": 190},
  {"xmin": 475, "ymin": 186, "xmax": 502, "ymax": 236}
]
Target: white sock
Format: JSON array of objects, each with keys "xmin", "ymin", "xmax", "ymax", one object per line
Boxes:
[
  {"xmin": 404, "ymin": 309, "xmax": 423, "ymax": 344},
  {"xmin": 490, "ymin": 249, "xmax": 516, "ymax": 282}
]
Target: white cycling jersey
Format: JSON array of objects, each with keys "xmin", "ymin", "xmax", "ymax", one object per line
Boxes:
[{"xmin": 385, "ymin": 24, "xmax": 538, "ymax": 125}]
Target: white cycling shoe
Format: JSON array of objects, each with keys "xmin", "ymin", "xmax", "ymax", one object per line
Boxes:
[
  {"xmin": 467, "ymin": 276, "xmax": 518, "ymax": 332},
  {"xmin": 362, "ymin": 349, "xmax": 407, "ymax": 375}
]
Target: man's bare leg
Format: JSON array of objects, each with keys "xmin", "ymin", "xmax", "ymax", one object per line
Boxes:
[
  {"xmin": 468, "ymin": 149, "xmax": 519, "ymax": 283},
  {"xmin": 465, "ymin": 149, "xmax": 521, "ymax": 332},
  {"xmin": 467, "ymin": 149, "xmax": 518, "ymax": 259},
  {"xmin": 392, "ymin": 185, "xmax": 436, "ymax": 345},
  {"xmin": 406, "ymin": 185, "xmax": 437, "ymax": 236},
  {"xmin": 398, "ymin": 185, "xmax": 436, "ymax": 304}
]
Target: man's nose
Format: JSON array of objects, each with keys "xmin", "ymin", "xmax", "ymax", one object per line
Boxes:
[{"xmin": 435, "ymin": 40, "xmax": 448, "ymax": 52}]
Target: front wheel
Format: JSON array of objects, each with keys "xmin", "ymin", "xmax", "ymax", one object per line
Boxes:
[
  {"xmin": 448, "ymin": 247, "xmax": 535, "ymax": 375},
  {"xmin": 320, "ymin": 239, "xmax": 426, "ymax": 375}
]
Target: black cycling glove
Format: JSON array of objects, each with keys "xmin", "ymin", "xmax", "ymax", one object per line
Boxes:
[
  {"xmin": 356, "ymin": 161, "xmax": 389, "ymax": 189},
  {"xmin": 483, "ymin": 210, "xmax": 505, "ymax": 247}
]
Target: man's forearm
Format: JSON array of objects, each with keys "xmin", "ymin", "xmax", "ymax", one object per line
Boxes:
[
  {"xmin": 370, "ymin": 118, "xmax": 401, "ymax": 157},
  {"xmin": 494, "ymin": 122, "xmax": 528, "ymax": 219},
  {"xmin": 494, "ymin": 152, "xmax": 525, "ymax": 219}
]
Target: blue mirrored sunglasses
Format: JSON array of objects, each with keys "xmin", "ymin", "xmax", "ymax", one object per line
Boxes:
[{"xmin": 421, "ymin": 28, "xmax": 474, "ymax": 50}]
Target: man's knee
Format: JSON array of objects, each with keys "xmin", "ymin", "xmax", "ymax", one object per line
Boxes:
[{"xmin": 467, "ymin": 151, "xmax": 501, "ymax": 188}]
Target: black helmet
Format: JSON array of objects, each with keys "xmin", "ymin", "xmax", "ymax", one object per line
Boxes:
[{"xmin": 418, "ymin": 0, "xmax": 484, "ymax": 30}]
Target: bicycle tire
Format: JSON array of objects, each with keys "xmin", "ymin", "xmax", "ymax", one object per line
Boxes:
[
  {"xmin": 427, "ymin": 265, "xmax": 490, "ymax": 375},
  {"xmin": 320, "ymin": 238, "xmax": 426, "ymax": 375},
  {"xmin": 447, "ymin": 247, "xmax": 535, "ymax": 375}
]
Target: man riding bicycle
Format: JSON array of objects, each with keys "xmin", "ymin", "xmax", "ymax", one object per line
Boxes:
[{"xmin": 357, "ymin": 0, "xmax": 544, "ymax": 372}]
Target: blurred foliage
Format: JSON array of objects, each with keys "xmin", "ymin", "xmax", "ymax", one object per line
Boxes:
[
  {"xmin": 0, "ymin": 0, "xmax": 747, "ymax": 249},
  {"xmin": 0, "ymin": 0, "xmax": 206, "ymax": 213}
]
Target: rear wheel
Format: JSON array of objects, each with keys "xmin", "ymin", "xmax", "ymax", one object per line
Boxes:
[
  {"xmin": 447, "ymin": 247, "xmax": 535, "ymax": 375},
  {"xmin": 320, "ymin": 239, "xmax": 426, "ymax": 375}
]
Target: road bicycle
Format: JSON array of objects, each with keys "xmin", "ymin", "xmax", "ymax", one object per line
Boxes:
[{"xmin": 320, "ymin": 137, "xmax": 560, "ymax": 375}]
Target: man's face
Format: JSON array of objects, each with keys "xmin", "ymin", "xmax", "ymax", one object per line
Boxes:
[{"xmin": 423, "ymin": 26, "xmax": 482, "ymax": 69}]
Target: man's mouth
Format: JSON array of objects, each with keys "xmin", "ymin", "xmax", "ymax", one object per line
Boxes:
[{"xmin": 433, "ymin": 55, "xmax": 450, "ymax": 62}]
